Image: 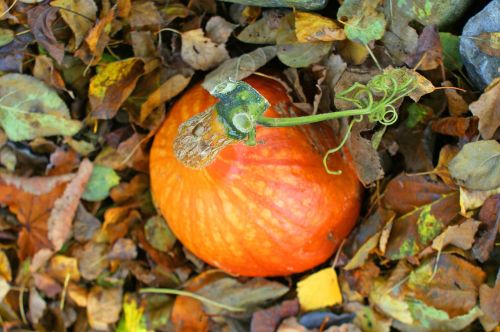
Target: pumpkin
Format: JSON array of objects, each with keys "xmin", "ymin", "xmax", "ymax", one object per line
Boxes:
[{"xmin": 150, "ymin": 75, "xmax": 362, "ymax": 276}]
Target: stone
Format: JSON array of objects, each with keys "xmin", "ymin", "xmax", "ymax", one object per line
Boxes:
[{"xmin": 460, "ymin": 0, "xmax": 500, "ymax": 90}]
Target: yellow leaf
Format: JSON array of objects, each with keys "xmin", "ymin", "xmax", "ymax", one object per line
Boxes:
[
  {"xmin": 294, "ymin": 12, "xmax": 345, "ymax": 42},
  {"xmin": 297, "ymin": 268, "xmax": 342, "ymax": 311}
]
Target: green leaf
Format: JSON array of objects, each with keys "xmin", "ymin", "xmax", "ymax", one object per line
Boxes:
[
  {"xmin": 337, "ymin": 0, "xmax": 386, "ymax": 45},
  {"xmin": 0, "ymin": 74, "xmax": 82, "ymax": 141},
  {"xmin": 406, "ymin": 103, "xmax": 432, "ymax": 128},
  {"xmin": 0, "ymin": 28, "xmax": 14, "ymax": 47},
  {"xmin": 439, "ymin": 32, "xmax": 463, "ymax": 71},
  {"xmin": 117, "ymin": 295, "xmax": 149, "ymax": 332},
  {"xmin": 82, "ymin": 165, "xmax": 120, "ymax": 201},
  {"xmin": 448, "ymin": 140, "xmax": 500, "ymax": 191}
]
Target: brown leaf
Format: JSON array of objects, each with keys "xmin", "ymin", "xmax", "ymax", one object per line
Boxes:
[
  {"xmin": 47, "ymin": 255, "xmax": 80, "ymax": 283},
  {"xmin": 0, "ymin": 173, "xmax": 74, "ymax": 258},
  {"xmin": 74, "ymin": 242, "xmax": 108, "ymax": 281},
  {"xmin": 469, "ymin": 77, "xmax": 500, "ymax": 139},
  {"xmin": 474, "ymin": 32, "xmax": 500, "ymax": 57},
  {"xmin": 205, "ymin": 16, "xmax": 237, "ymax": 44},
  {"xmin": 33, "ymin": 55, "xmax": 68, "ymax": 93},
  {"xmin": 47, "ymin": 159, "xmax": 93, "ymax": 251},
  {"xmin": 87, "ymin": 286, "xmax": 123, "ymax": 330},
  {"xmin": 27, "ymin": 5, "xmax": 65, "ymax": 64},
  {"xmin": 50, "ymin": 0, "xmax": 97, "ymax": 50},
  {"xmin": 73, "ymin": 204, "xmax": 100, "ymax": 243},
  {"xmin": 250, "ymin": 299, "xmax": 300, "ymax": 332},
  {"xmin": 431, "ymin": 219, "xmax": 481, "ymax": 251},
  {"xmin": 472, "ymin": 195, "xmax": 500, "ymax": 263},
  {"xmin": 181, "ymin": 29, "xmax": 229, "ymax": 71},
  {"xmin": 107, "ymin": 238, "xmax": 137, "ymax": 261},
  {"xmin": 47, "ymin": 146, "xmax": 80, "ymax": 176},
  {"xmin": 383, "ymin": 174, "xmax": 460, "ymax": 259},
  {"xmin": 110, "ymin": 174, "xmax": 149, "ymax": 204},
  {"xmin": 431, "ymin": 116, "xmax": 479, "ymax": 138},
  {"xmin": 341, "ymin": 260, "xmax": 380, "ymax": 299},
  {"xmin": 442, "ymin": 80, "xmax": 468, "ymax": 116},
  {"xmin": 75, "ymin": 7, "xmax": 116, "ymax": 65},
  {"xmin": 28, "ymin": 287, "xmax": 47, "ymax": 325},
  {"xmin": 130, "ymin": 1, "xmax": 161, "ymax": 30},
  {"xmin": 33, "ymin": 273, "xmax": 62, "ymax": 298},
  {"xmin": 433, "ymin": 144, "xmax": 460, "ymax": 186},
  {"xmin": 479, "ymin": 272, "xmax": 500, "ymax": 325},
  {"xmin": 139, "ymin": 74, "xmax": 191, "ymax": 122},
  {"xmin": 406, "ymin": 25, "xmax": 442, "ymax": 71},
  {"xmin": 346, "ymin": 119, "xmax": 384, "ymax": 187}
]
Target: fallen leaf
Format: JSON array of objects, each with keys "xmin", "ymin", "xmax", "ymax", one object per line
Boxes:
[
  {"xmin": 33, "ymin": 55, "xmax": 69, "ymax": 93},
  {"xmin": 237, "ymin": 9, "xmax": 285, "ymax": 44},
  {"xmin": 431, "ymin": 219, "xmax": 481, "ymax": 251},
  {"xmin": 130, "ymin": 1, "xmax": 161, "ymax": 30},
  {"xmin": 347, "ymin": 303, "xmax": 392, "ymax": 332},
  {"xmin": 110, "ymin": 174, "xmax": 149, "ymax": 204},
  {"xmin": 431, "ymin": 145, "xmax": 459, "ymax": 187},
  {"xmin": 0, "ymin": 74, "xmax": 82, "ymax": 141},
  {"xmin": 337, "ymin": 0, "xmax": 386, "ymax": 45},
  {"xmin": 0, "ymin": 172, "xmax": 74, "ymax": 258},
  {"xmin": 382, "ymin": 5, "xmax": 417, "ymax": 64},
  {"xmin": 205, "ymin": 16, "xmax": 237, "ymax": 44},
  {"xmin": 144, "ymin": 216, "xmax": 176, "ymax": 252},
  {"xmin": 431, "ymin": 116, "xmax": 478, "ymax": 138},
  {"xmin": 276, "ymin": 13, "xmax": 332, "ymax": 68},
  {"xmin": 107, "ymin": 238, "xmax": 137, "ymax": 261},
  {"xmin": 82, "ymin": 164, "xmax": 120, "ymax": 201},
  {"xmin": 448, "ymin": 140, "xmax": 500, "ymax": 191},
  {"xmin": 198, "ymin": 277, "xmax": 289, "ymax": 315},
  {"xmin": 297, "ymin": 268, "xmax": 342, "ymax": 311},
  {"xmin": 473, "ymin": 32, "xmax": 500, "ymax": 57},
  {"xmin": 87, "ymin": 286, "xmax": 123, "ymax": 330},
  {"xmin": 117, "ymin": 294, "xmax": 148, "ymax": 332},
  {"xmin": 405, "ymin": 102, "xmax": 432, "ymax": 129},
  {"xmin": 479, "ymin": 271, "xmax": 500, "ymax": 328},
  {"xmin": 48, "ymin": 159, "xmax": 93, "ymax": 251},
  {"xmin": 469, "ymin": 78, "xmax": 500, "ymax": 139},
  {"xmin": 0, "ymin": 28, "xmax": 14, "ymax": 47},
  {"xmin": 442, "ymin": 80, "xmax": 468, "ymax": 116},
  {"xmin": 27, "ymin": 5, "xmax": 65, "ymax": 64},
  {"xmin": 139, "ymin": 74, "xmax": 191, "ymax": 122},
  {"xmin": 89, "ymin": 58, "xmax": 145, "ymax": 119},
  {"xmin": 439, "ymin": 32, "xmax": 463, "ymax": 71},
  {"xmin": 28, "ymin": 287, "xmax": 47, "ymax": 325},
  {"xmin": 181, "ymin": 29, "xmax": 229, "ymax": 71},
  {"xmin": 74, "ymin": 242, "xmax": 108, "ymax": 280},
  {"xmin": 300, "ymin": 312, "xmax": 356, "ymax": 330},
  {"xmin": 73, "ymin": 204, "xmax": 101, "ymax": 242},
  {"xmin": 294, "ymin": 11, "xmax": 345, "ymax": 42},
  {"xmin": 50, "ymin": 0, "xmax": 98, "ymax": 50},
  {"xmin": 337, "ymin": 39, "xmax": 369, "ymax": 65},
  {"xmin": 383, "ymin": 174, "xmax": 460, "ymax": 259},
  {"xmin": 341, "ymin": 261, "xmax": 380, "ymax": 299},
  {"xmin": 0, "ymin": 277, "xmax": 9, "ymax": 302},
  {"xmin": 250, "ymin": 299, "xmax": 299, "ymax": 332},
  {"xmin": 202, "ymin": 46, "xmax": 276, "ymax": 92},
  {"xmin": 406, "ymin": 25, "xmax": 442, "ymax": 71},
  {"xmin": 460, "ymin": 186, "xmax": 500, "ymax": 214},
  {"xmin": 472, "ymin": 195, "xmax": 500, "ymax": 262},
  {"xmin": 47, "ymin": 255, "xmax": 80, "ymax": 283},
  {"xmin": 75, "ymin": 7, "xmax": 116, "ymax": 65}
]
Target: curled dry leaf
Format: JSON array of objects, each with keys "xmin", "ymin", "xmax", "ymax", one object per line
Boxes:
[
  {"xmin": 27, "ymin": 5, "xmax": 65, "ymax": 64},
  {"xmin": 181, "ymin": 29, "xmax": 229, "ymax": 71},
  {"xmin": 469, "ymin": 77, "xmax": 500, "ymax": 139},
  {"xmin": 89, "ymin": 58, "xmax": 145, "ymax": 119},
  {"xmin": 48, "ymin": 159, "xmax": 93, "ymax": 251}
]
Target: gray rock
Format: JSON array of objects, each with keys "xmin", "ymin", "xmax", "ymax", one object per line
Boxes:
[{"xmin": 460, "ymin": 0, "xmax": 500, "ymax": 90}]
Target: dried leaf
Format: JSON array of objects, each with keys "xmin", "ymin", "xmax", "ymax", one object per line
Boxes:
[
  {"xmin": 33, "ymin": 55, "xmax": 69, "ymax": 93},
  {"xmin": 479, "ymin": 272, "xmax": 500, "ymax": 326},
  {"xmin": 144, "ymin": 216, "xmax": 176, "ymax": 252},
  {"xmin": 276, "ymin": 14, "xmax": 332, "ymax": 68},
  {"xmin": 48, "ymin": 159, "xmax": 93, "ymax": 251},
  {"xmin": 107, "ymin": 238, "xmax": 137, "ymax": 261},
  {"xmin": 337, "ymin": 39, "xmax": 369, "ymax": 65},
  {"xmin": 87, "ymin": 286, "xmax": 123, "ymax": 330},
  {"xmin": 205, "ymin": 16, "xmax": 237, "ymax": 44},
  {"xmin": 140, "ymin": 74, "xmax": 191, "ymax": 122},
  {"xmin": 74, "ymin": 242, "xmax": 108, "ymax": 280},
  {"xmin": 383, "ymin": 174, "xmax": 460, "ymax": 259},
  {"xmin": 130, "ymin": 1, "xmax": 161, "ymax": 30},
  {"xmin": 448, "ymin": 140, "xmax": 500, "ymax": 191},
  {"xmin": 181, "ymin": 29, "xmax": 229, "ymax": 71},
  {"xmin": 431, "ymin": 219, "xmax": 481, "ymax": 251},
  {"xmin": 50, "ymin": 0, "xmax": 98, "ymax": 50},
  {"xmin": 472, "ymin": 195, "xmax": 500, "ymax": 262},
  {"xmin": 82, "ymin": 164, "xmax": 120, "ymax": 202},
  {"xmin": 250, "ymin": 299, "xmax": 299, "ymax": 332},
  {"xmin": 28, "ymin": 287, "xmax": 47, "ymax": 324},
  {"xmin": 0, "ymin": 74, "xmax": 82, "ymax": 141},
  {"xmin": 47, "ymin": 255, "xmax": 80, "ymax": 283},
  {"xmin": 406, "ymin": 25, "xmax": 442, "ymax": 71},
  {"xmin": 294, "ymin": 11, "xmax": 345, "ymax": 42},
  {"xmin": 460, "ymin": 186, "xmax": 500, "ymax": 214},
  {"xmin": 442, "ymin": 80, "xmax": 468, "ymax": 116},
  {"xmin": 89, "ymin": 58, "xmax": 145, "ymax": 119},
  {"xmin": 337, "ymin": 0, "xmax": 386, "ymax": 45},
  {"xmin": 0, "ymin": 28, "xmax": 14, "ymax": 47},
  {"xmin": 434, "ymin": 144, "xmax": 460, "ymax": 186},
  {"xmin": 469, "ymin": 78, "xmax": 500, "ymax": 139},
  {"xmin": 0, "ymin": 251, "xmax": 11, "ymax": 282},
  {"xmin": 297, "ymin": 268, "xmax": 342, "ymax": 311},
  {"xmin": 27, "ymin": 5, "xmax": 65, "ymax": 64},
  {"xmin": 0, "ymin": 173, "xmax": 74, "ymax": 258},
  {"xmin": 202, "ymin": 46, "xmax": 276, "ymax": 92},
  {"xmin": 431, "ymin": 116, "xmax": 478, "ymax": 138},
  {"xmin": 474, "ymin": 32, "xmax": 500, "ymax": 57},
  {"xmin": 237, "ymin": 10, "xmax": 285, "ymax": 44}
]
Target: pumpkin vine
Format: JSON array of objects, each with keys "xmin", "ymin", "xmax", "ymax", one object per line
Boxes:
[{"xmin": 173, "ymin": 68, "xmax": 425, "ymax": 173}]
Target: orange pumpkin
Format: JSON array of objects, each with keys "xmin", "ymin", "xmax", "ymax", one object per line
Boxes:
[{"xmin": 150, "ymin": 75, "xmax": 362, "ymax": 276}]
